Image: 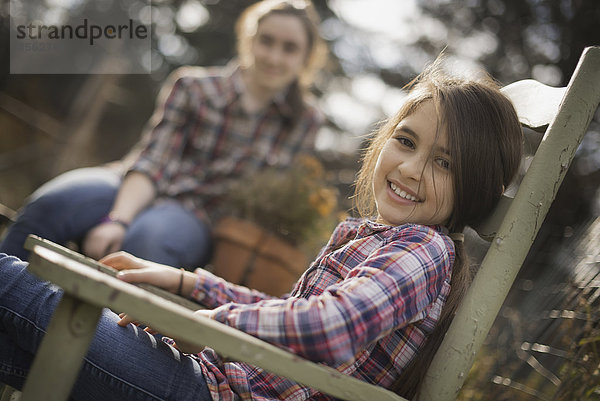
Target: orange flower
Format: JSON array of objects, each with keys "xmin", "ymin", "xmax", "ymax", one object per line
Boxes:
[
  {"xmin": 309, "ymin": 188, "xmax": 338, "ymax": 217},
  {"xmin": 297, "ymin": 155, "xmax": 324, "ymax": 179}
]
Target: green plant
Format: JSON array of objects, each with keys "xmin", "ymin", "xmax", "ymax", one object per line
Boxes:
[
  {"xmin": 225, "ymin": 155, "xmax": 342, "ymax": 255},
  {"xmin": 553, "ymin": 303, "xmax": 600, "ymax": 401}
]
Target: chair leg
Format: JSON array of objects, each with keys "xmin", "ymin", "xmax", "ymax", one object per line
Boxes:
[
  {"xmin": 1, "ymin": 385, "xmax": 22, "ymax": 401},
  {"xmin": 20, "ymin": 294, "xmax": 102, "ymax": 401}
]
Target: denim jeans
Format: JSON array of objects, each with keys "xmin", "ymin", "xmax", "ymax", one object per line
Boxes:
[
  {"xmin": 0, "ymin": 167, "xmax": 212, "ymax": 269},
  {"xmin": 0, "ymin": 253, "xmax": 213, "ymax": 400}
]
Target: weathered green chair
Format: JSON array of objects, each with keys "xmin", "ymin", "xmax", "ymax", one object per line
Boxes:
[{"xmin": 3, "ymin": 46, "xmax": 600, "ymax": 401}]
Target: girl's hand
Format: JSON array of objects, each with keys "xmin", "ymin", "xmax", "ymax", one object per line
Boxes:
[
  {"xmin": 116, "ymin": 312, "xmax": 138, "ymax": 328},
  {"xmin": 99, "ymin": 251, "xmax": 182, "ymax": 294},
  {"xmin": 101, "ymin": 252, "xmax": 198, "ymax": 333},
  {"xmin": 102, "ymin": 252, "xmax": 177, "ymax": 331},
  {"xmin": 83, "ymin": 223, "xmax": 126, "ymax": 260},
  {"xmin": 116, "ymin": 313, "xmax": 159, "ymax": 335}
]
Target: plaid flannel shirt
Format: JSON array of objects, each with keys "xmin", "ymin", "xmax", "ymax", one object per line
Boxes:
[
  {"xmin": 182, "ymin": 218, "xmax": 454, "ymax": 400},
  {"xmin": 125, "ymin": 63, "xmax": 323, "ymax": 222}
]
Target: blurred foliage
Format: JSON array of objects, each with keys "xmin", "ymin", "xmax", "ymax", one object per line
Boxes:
[
  {"xmin": 417, "ymin": 0, "xmax": 599, "ymax": 87},
  {"xmin": 554, "ymin": 310, "xmax": 600, "ymax": 400},
  {"xmin": 225, "ymin": 155, "xmax": 342, "ymax": 257}
]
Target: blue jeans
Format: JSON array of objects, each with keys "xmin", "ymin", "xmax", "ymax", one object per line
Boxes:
[
  {"xmin": 0, "ymin": 167, "xmax": 212, "ymax": 269},
  {"xmin": 0, "ymin": 253, "xmax": 212, "ymax": 400}
]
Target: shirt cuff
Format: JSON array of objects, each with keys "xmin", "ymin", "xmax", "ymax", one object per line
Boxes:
[{"xmin": 190, "ymin": 268, "xmax": 209, "ymax": 304}]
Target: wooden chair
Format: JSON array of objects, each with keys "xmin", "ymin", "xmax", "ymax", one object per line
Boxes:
[{"xmin": 2, "ymin": 46, "xmax": 599, "ymax": 401}]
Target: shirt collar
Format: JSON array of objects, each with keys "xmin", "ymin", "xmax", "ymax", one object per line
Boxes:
[
  {"xmin": 226, "ymin": 62, "xmax": 245, "ymax": 105},
  {"xmin": 359, "ymin": 219, "xmax": 391, "ymax": 235},
  {"xmin": 355, "ymin": 218, "xmax": 446, "ymax": 238},
  {"xmin": 226, "ymin": 62, "xmax": 294, "ymax": 118}
]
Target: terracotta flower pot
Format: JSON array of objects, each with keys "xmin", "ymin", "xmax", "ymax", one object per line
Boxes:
[{"xmin": 210, "ymin": 217, "xmax": 308, "ymax": 296}]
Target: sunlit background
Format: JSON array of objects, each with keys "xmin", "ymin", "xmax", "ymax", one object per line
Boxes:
[{"xmin": 2, "ymin": 1, "xmax": 597, "ymax": 167}]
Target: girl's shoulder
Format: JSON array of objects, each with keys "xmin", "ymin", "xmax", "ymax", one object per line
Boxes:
[
  {"xmin": 166, "ymin": 65, "xmax": 233, "ymax": 92},
  {"xmin": 162, "ymin": 64, "xmax": 239, "ymax": 107},
  {"xmin": 168, "ymin": 64, "xmax": 230, "ymax": 81}
]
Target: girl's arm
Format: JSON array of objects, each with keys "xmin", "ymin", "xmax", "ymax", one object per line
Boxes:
[
  {"xmin": 100, "ymin": 252, "xmax": 281, "ymax": 309},
  {"xmin": 83, "ymin": 69, "xmax": 197, "ymax": 260},
  {"xmin": 189, "ymin": 266, "xmax": 283, "ymax": 307},
  {"xmin": 126, "ymin": 70, "xmax": 197, "ymax": 187},
  {"xmin": 200, "ymin": 228, "xmax": 452, "ymax": 365},
  {"xmin": 106, "ymin": 172, "xmax": 157, "ymax": 222}
]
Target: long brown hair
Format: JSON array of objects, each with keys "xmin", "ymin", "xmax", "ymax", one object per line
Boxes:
[{"xmin": 355, "ymin": 59, "xmax": 523, "ymax": 399}]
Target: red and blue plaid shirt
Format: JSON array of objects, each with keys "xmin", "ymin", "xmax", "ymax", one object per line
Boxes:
[
  {"xmin": 125, "ymin": 63, "xmax": 323, "ymax": 222},
  {"xmin": 185, "ymin": 218, "xmax": 454, "ymax": 400}
]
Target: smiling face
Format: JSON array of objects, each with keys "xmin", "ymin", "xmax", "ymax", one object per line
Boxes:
[
  {"xmin": 244, "ymin": 13, "xmax": 309, "ymax": 94},
  {"xmin": 373, "ymin": 100, "xmax": 454, "ymax": 227}
]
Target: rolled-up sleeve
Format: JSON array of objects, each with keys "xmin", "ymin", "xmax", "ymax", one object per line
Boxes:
[{"xmin": 190, "ymin": 267, "xmax": 280, "ymax": 308}]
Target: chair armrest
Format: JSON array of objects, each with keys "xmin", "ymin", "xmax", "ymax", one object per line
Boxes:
[
  {"xmin": 25, "ymin": 237, "xmax": 407, "ymax": 401},
  {"xmin": 25, "ymin": 235, "xmax": 202, "ymax": 311}
]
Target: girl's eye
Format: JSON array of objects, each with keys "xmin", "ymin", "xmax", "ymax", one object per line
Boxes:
[
  {"xmin": 283, "ymin": 42, "xmax": 300, "ymax": 54},
  {"xmin": 435, "ymin": 157, "xmax": 451, "ymax": 170},
  {"xmin": 258, "ymin": 34, "xmax": 274, "ymax": 47},
  {"xmin": 395, "ymin": 136, "xmax": 415, "ymax": 149}
]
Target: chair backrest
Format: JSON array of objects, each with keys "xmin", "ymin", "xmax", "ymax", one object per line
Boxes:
[
  {"xmin": 474, "ymin": 80, "xmax": 566, "ymax": 241},
  {"xmin": 419, "ymin": 46, "xmax": 600, "ymax": 401}
]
